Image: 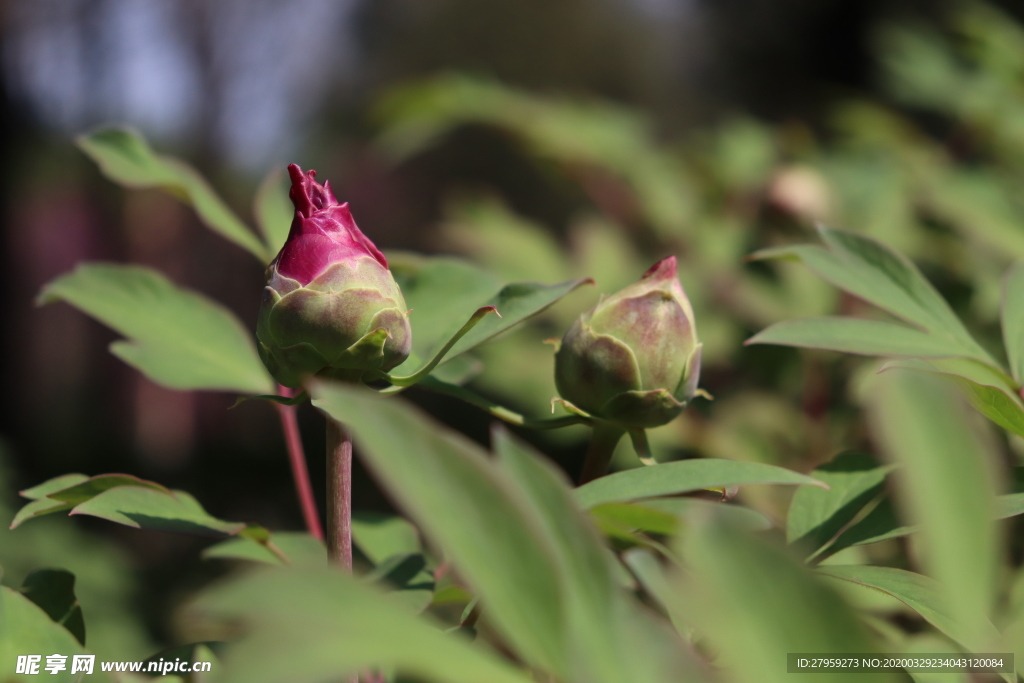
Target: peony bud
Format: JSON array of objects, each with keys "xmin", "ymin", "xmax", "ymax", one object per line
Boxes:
[
  {"xmin": 554, "ymin": 256, "xmax": 701, "ymax": 429},
  {"xmin": 256, "ymin": 164, "xmax": 411, "ymax": 387}
]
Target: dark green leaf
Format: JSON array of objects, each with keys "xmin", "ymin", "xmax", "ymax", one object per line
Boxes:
[
  {"xmin": 0, "ymin": 586, "xmax": 111, "ymax": 682},
  {"xmin": 574, "ymin": 458, "xmax": 827, "ymax": 509},
  {"xmin": 20, "ymin": 570, "xmax": 86, "ymax": 645},
  {"xmin": 77, "ymin": 127, "xmax": 270, "ymax": 261},
  {"xmin": 39, "ymin": 263, "xmax": 274, "ymax": 394},
  {"xmin": 786, "ymin": 452, "xmax": 892, "ymax": 556}
]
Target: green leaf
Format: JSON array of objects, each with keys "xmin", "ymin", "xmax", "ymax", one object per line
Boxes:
[
  {"xmin": 492, "ymin": 427, "xmax": 699, "ymax": 683},
  {"xmin": 880, "ymin": 358, "xmax": 1024, "ymax": 438},
  {"xmin": 822, "ymin": 490, "xmax": 1024, "ymax": 558},
  {"xmin": 589, "ymin": 502, "xmax": 679, "ymax": 536},
  {"xmin": 786, "ymin": 452, "xmax": 892, "ymax": 556},
  {"xmin": 312, "ymin": 382, "xmax": 567, "ymax": 675},
  {"xmin": 351, "ymin": 512, "xmax": 421, "ymax": 566},
  {"xmin": 752, "ymin": 227, "xmax": 993, "ymax": 364},
  {"xmin": 644, "ymin": 497, "xmax": 773, "ymax": 530},
  {"xmin": 375, "ymin": 75, "xmax": 695, "ymax": 236},
  {"xmin": 573, "ymin": 458, "xmax": 827, "ymax": 509},
  {"xmin": 823, "ymin": 497, "xmax": 910, "ymax": 555},
  {"xmin": 20, "ymin": 570, "xmax": 86, "ymax": 646},
  {"xmin": 11, "ymin": 473, "xmax": 169, "ymax": 529},
  {"xmin": 747, "ymin": 317, "xmax": 972, "ymax": 358},
  {"xmin": 620, "ymin": 548, "xmax": 688, "ymax": 635},
  {"xmin": 389, "ymin": 255, "xmax": 500, "ymax": 372},
  {"xmin": 363, "ymin": 552, "xmax": 435, "ymax": 614},
  {"xmin": 254, "ymin": 167, "xmax": 293, "ymax": 259},
  {"xmin": 869, "ymin": 370, "xmax": 1001, "ymax": 649},
  {"xmin": 817, "ymin": 565, "xmax": 1000, "ymax": 650},
  {"xmin": 0, "ymin": 586, "xmax": 111, "ymax": 683},
  {"xmin": 202, "ymin": 532, "xmax": 327, "ymax": 567},
  {"xmin": 445, "ymin": 279, "xmax": 590, "ymax": 359},
  {"xmin": 678, "ymin": 517, "xmax": 897, "ymax": 683},
  {"xmin": 39, "ymin": 263, "xmax": 274, "ymax": 394},
  {"xmin": 12, "ymin": 472, "xmax": 249, "ymax": 539},
  {"xmin": 19, "ymin": 474, "xmax": 88, "ymax": 500},
  {"xmin": 77, "ymin": 127, "xmax": 270, "ymax": 261},
  {"xmin": 193, "ymin": 567, "xmax": 531, "ymax": 683},
  {"xmin": 388, "ymin": 254, "xmax": 589, "ymax": 376},
  {"xmin": 1003, "ymin": 263, "xmax": 1024, "ymax": 384},
  {"xmin": 71, "ymin": 487, "xmax": 245, "ymax": 537}
]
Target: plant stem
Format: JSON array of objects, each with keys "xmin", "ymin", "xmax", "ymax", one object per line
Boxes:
[
  {"xmin": 274, "ymin": 385, "xmax": 323, "ymax": 541},
  {"xmin": 579, "ymin": 423, "xmax": 625, "ymax": 485},
  {"xmin": 325, "ymin": 416, "xmax": 353, "ymax": 572}
]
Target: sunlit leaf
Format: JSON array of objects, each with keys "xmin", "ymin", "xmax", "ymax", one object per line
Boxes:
[
  {"xmin": 574, "ymin": 459, "xmax": 826, "ymax": 509},
  {"xmin": 38, "ymin": 263, "xmax": 274, "ymax": 395},
  {"xmin": 747, "ymin": 317, "xmax": 971, "ymax": 358},
  {"xmin": 78, "ymin": 127, "xmax": 270, "ymax": 261},
  {"xmin": 751, "ymin": 227, "xmax": 994, "ymax": 365}
]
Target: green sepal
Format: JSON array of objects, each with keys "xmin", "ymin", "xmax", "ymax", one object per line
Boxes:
[
  {"xmin": 325, "ymin": 327, "xmax": 391, "ymax": 380},
  {"xmin": 597, "ymin": 388, "xmax": 685, "ymax": 430}
]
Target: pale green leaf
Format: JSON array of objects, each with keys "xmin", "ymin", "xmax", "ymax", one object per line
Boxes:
[
  {"xmin": 39, "ymin": 263, "xmax": 274, "ymax": 394},
  {"xmin": 77, "ymin": 127, "xmax": 270, "ymax": 261},
  {"xmin": 574, "ymin": 458, "xmax": 827, "ymax": 509}
]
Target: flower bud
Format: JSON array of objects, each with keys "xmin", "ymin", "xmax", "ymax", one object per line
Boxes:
[
  {"xmin": 256, "ymin": 164, "xmax": 411, "ymax": 387},
  {"xmin": 554, "ymin": 256, "xmax": 701, "ymax": 428}
]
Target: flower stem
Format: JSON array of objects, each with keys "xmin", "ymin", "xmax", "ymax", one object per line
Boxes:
[
  {"xmin": 325, "ymin": 415, "xmax": 353, "ymax": 572},
  {"xmin": 274, "ymin": 385, "xmax": 323, "ymax": 541},
  {"xmin": 579, "ymin": 423, "xmax": 625, "ymax": 485}
]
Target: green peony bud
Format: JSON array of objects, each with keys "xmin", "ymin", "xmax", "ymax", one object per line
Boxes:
[
  {"xmin": 554, "ymin": 256, "xmax": 701, "ymax": 429},
  {"xmin": 257, "ymin": 164, "xmax": 411, "ymax": 387}
]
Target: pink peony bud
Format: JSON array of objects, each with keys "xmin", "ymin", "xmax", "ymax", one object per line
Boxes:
[{"xmin": 256, "ymin": 165, "xmax": 411, "ymax": 387}]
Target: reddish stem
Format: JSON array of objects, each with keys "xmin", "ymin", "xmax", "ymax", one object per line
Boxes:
[{"xmin": 274, "ymin": 384, "xmax": 324, "ymax": 541}]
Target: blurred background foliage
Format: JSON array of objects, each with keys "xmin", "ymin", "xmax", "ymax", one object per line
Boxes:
[{"xmin": 5, "ymin": 0, "xmax": 1024, "ymax": 657}]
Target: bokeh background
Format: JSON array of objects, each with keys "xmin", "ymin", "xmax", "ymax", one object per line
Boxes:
[{"xmin": 4, "ymin": 0, "xmax": 1024, "ymax": 660}]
